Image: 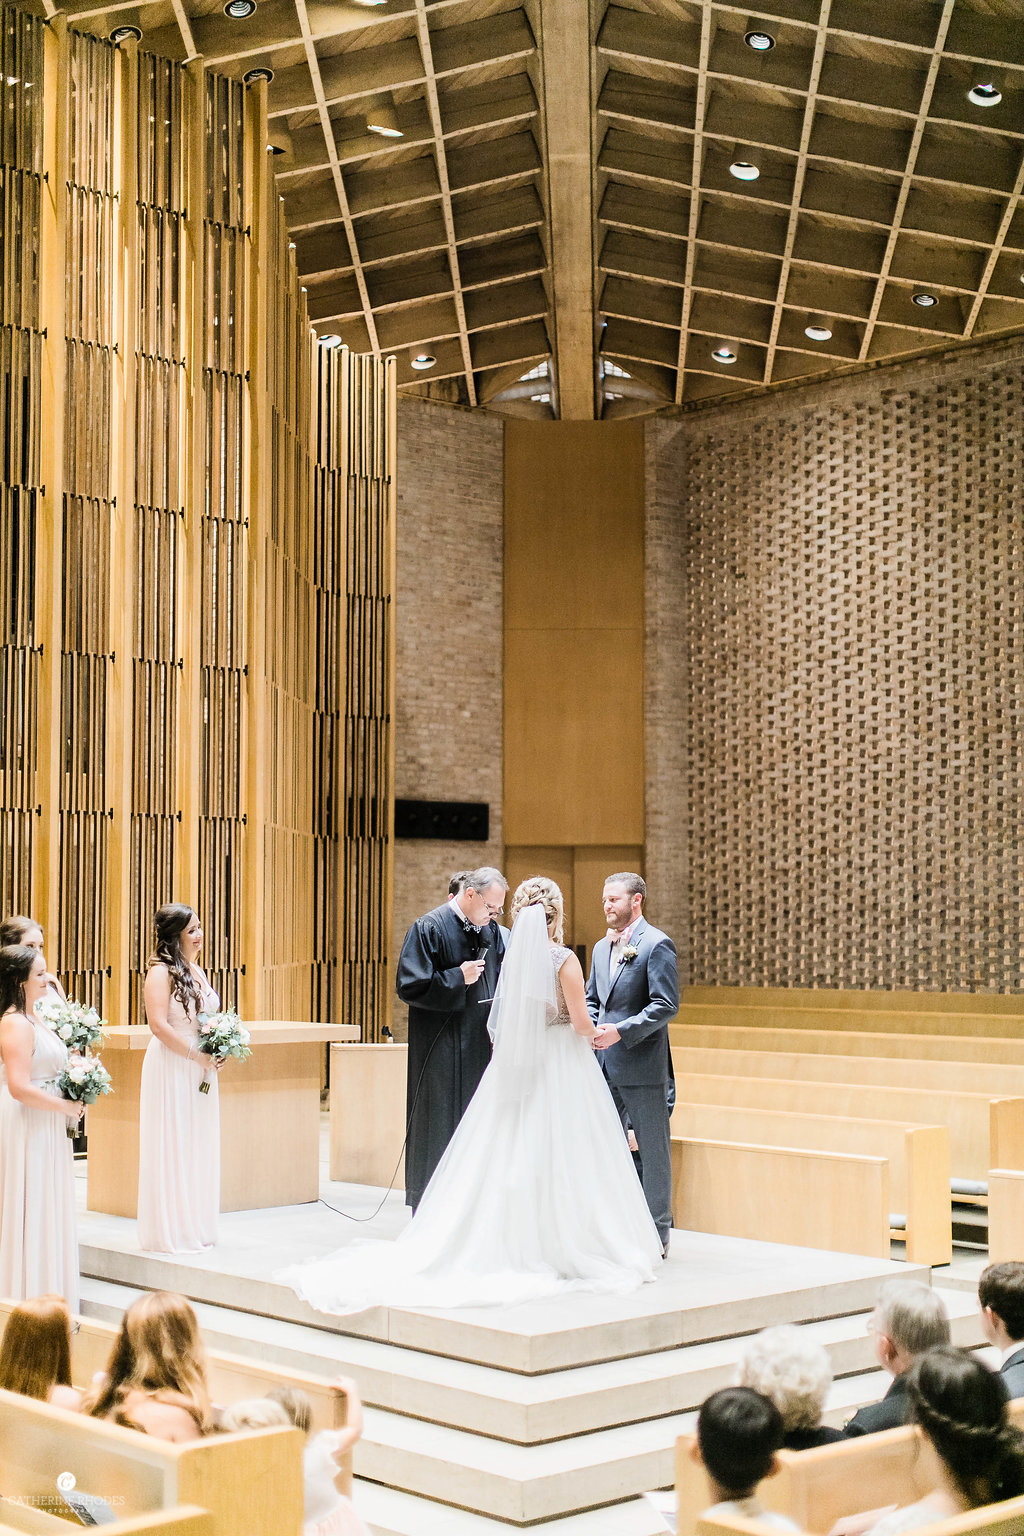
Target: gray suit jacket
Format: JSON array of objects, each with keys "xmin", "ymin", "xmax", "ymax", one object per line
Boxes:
[
  {"xmin": 1002, "ymin": 1346, "xmax": 1024, "ymax": 1400},
  {"xmin": 585, "ymin": 918, "xmax": 678, "ymax": 1087}
]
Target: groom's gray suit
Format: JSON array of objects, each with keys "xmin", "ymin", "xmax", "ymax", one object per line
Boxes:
[{"xmin": 586, "ymin": 918, "xmax": 678, "ymax": 1246}]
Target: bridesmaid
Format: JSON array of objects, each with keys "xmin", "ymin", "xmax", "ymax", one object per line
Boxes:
[
  {"xmin": 0, "ymin": 945, "xmax": 82, "ymax": 1308},
  {"xmin": 0, "ymin": 916, "xmax": 68, "ymax": 1005},
  {"xmin": 137, "ymin": 905, "xmax": 221, "ymax": 1253}
]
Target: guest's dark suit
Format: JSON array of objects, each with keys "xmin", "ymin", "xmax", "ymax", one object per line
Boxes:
[
  {"xmin": 586, "ymin": 918, "xmax": 678, "ymax": 1246},
  {"xmin": 1002, "ymin": 1344, "xmax": 1024, "ymax": 1400},
  {"xmin": 843, "ymin": 1373, "xmax": 910, "ymax": 1437}
]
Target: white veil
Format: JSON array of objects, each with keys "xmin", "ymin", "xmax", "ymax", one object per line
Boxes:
[{"xmin": 487, "ymin": 903, "xmax": 557, "ymax": 1103}]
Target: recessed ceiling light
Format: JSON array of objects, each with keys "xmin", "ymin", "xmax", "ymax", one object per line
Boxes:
[
  {"xmin": 805, "ymin": 323, "xmax": 833, "ymax": 341},
  {"xmin": 110, "ymin": 23, "xmax": 142, "ymax": 41},
  {"xmin": 267, "ymin": 144, "xmax": 285, "ymax": 155},
  {"xmin": 243, "ymin": 66, "xmax": 274, "ymax": 84},
  {"xmin": 410, "ymin": 353, "xmax": 436, "ymax": 370},
  {"xmin": 224, "ymin": 0, "xmax": 256, "ymax": 18},
  {"xmin": 744, "ymin": 30, "xmax": 775, "ymax": 51},
  {"xmin": 912, "ymin": 291, "xmax": 938, "ymax": 308},
  {"xmin": 967, "ymin": 82, "xmax": 1002, "ymax": 107},
  {"xmin": 729, "ymin": 161, "xmax": 760, "ymax": 181},
  {"xmin": 352, "ymin": 0, "xmax": 387, "ymax": 6},
  {"xmin": 318, "ymin": 334, "xmax": 343, "ymax": 349},
  {"xmin": 712, "ymin": 345, "xmax": 737, "ymax": 364}
]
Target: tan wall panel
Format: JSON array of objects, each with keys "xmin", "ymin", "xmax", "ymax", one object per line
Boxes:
[
  {"xmin": 572, "ymin": 846, "xmax": 644, "ymax": 959},
  {"xmin": 504, "ymin": 420, "xmax": 644, "ymax": 851}
]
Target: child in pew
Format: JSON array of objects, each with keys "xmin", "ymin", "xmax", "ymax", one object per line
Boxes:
[
  {"xmin": 0, "ymin": 1294, "xmax": 82, "ymax": 1411},
  {"xmin": 735, "ymin": 1325, "xmax": 844, "ymax": 1451},
  {"xmin": 693, "ymin": 1387, "xmax": 800, "ymax": 1532},
  {"xmin": 223, "ymin": 1374, "xmax": 370, "ymax": 1536},
  {"xmin": 81, "ymin": 1291, "xmax": 213, "ymax": 1441},
  {"xmin": 834, "ymin": 1348, "xmax": 1024, "ymax": 1536}
]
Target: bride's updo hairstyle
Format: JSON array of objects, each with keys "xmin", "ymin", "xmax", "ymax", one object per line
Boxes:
[{"xmin": 510, "ymin": 878, "xmax": 564, "ymax": 944}]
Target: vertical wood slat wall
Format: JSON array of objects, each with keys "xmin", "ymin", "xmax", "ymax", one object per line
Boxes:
[{"xmin": 0, "ymin": 9, "xmax": 396, "ymax": 1038}]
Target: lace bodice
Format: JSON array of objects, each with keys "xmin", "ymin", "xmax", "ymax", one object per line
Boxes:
[{"xmin": 549, "ymin": 944, "xmax": 573, "ymax": 1027}]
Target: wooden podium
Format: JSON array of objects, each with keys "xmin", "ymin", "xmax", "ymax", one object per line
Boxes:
[
  {"xmin": 329, "ymin": 1043, "xmax": 408, "ymax": 1191},
  {"xmin": 87, "ymin": 1022, "xmax": 359, "ymax": 1215}
]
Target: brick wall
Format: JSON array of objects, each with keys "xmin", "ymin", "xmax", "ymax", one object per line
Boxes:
[
  {"xmin": 646, "ymin": 337, "xmax": 1024, "ymax": 992},
  {"xmin": 392, "ymin": 398, "xmax": 505, "ymax": 1034}
]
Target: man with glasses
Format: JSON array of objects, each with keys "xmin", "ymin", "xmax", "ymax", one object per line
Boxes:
[{"xmin": 396, "ymin": 867, "xmax": 508, "ymax": 1211}]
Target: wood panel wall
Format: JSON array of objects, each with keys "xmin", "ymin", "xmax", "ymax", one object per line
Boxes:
[
  {"xmin": 0, "ymin": 11, "xmax": 396, "ymax": 1038},
  {"xmin": 503, "ymin": 420, "xmax": 645, "ymax": 954}
]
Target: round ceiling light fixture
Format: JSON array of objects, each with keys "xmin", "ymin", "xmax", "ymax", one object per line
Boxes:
[
  {"xmin": 912, "ymin": 291, "xmax": 938, "ymax": 308},
  {"xmin": 712, "ymin": 345, "xmax": 738, "ymax": 364},
  {"xmin": 410, "ymin": 353, "xmax": 436, "ymax": 370},
  {"xmin": 318, "ymin": 334, "xmax": 343, "ymax": 349},
  {"xmin": 267, "ymin": 143, "xmax": 286, "ymax": 155},
  {"xmin": 967, "ymin": 82, "xmax": 1002, "ymax": 107},
  {"xmin": 243, "ymin": 66, "xmax": 274, "ymax": 84},
  {"xmin": 744, "ymin": 30, "xmax": 776, "ymax": 50},
  {"xmin": 805, "ymin": 322, "xmax": 833, "ymax": 341},
  {"xmin": 729, "ymin": 160, "xmax": 760, "ymax": 181},
  {"xmin": 224, "ymin": 0, "xmax": 257, "ymax": 18},
  {"xmin": 110, "ymin": 23, "xmax": 142, "ymax": 41}
]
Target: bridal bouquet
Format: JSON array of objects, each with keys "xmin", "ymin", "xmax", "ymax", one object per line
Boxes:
[
  {"xmin": 58, "ymin": 1057, "xmax": 112, "ymax": 1138},
  {"xmin": 195, "ymin": 1007, "xmax": 251, "ymax": 1093},
  {"xmin": 35, "ymin": 997, "xmax": 105, "ymax": 1056}
]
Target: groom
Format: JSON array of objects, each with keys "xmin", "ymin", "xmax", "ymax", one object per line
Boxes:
[{"xmin": 587, "ymin": 873, "xmax": 678, "ymax": 1257}]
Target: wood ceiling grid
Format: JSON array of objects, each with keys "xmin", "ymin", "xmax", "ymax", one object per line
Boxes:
[{"xmin": 40, "ymin": 0, "xmax": 1024, "ymax": 412}]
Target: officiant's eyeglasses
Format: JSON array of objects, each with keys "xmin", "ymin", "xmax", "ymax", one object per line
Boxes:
[{"xmin": 485, "ymin": 902, "xmax": 504, "ymax": 918}]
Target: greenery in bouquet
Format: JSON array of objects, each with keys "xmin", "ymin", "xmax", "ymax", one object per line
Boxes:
[
  {"xmin": 195, "ymin": 1008, "xmax": 251, "ymax": 1093},
  {"xmin": 35, "ymin": 997, "xmax": 105, "ymax": 1055},
  {"xmin": 58, "ymin": 1057, "xmax": 113, "ymax": 1138}
]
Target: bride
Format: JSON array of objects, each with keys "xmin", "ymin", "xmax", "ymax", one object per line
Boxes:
[{"xmin": 278, "ymin": 878, "xmax": 663, "ymax": 1312}]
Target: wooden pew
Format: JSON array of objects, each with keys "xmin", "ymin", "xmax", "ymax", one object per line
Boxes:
[
  {"xmin": 671, "ymin": 1138, "xmax": 891, "ymax": 1258},
  {"xmin": 0, "ymin": 1388, "xmax": 303, "ymax": 1536},
  {"xmin": 678, "ymin": 1401, "xmax": 1024, "ymax": 1536},
  {"xmin": 988, "ymin": 1168, "xmax": 1024, "ymax": 1263},
  {"xmin": 0, "ymin": 1503, "xmax": 213, "ymax": 1535},
  {"xmin": 670, "ymin": 1073, "xmax": 1024, "ymax": 1183},
  {"xmin": 696, "ymin": 1501, "xmax": 1024, "ymax": 1536},
  {"xmin": 0, "ymin": 1300, "xmax": 353, "ymax": 1496},
  {"xmin": 671, "ymin": 1104, "xmax": 951, "ymax": 1265},
  {"xmin": 674, "ymin": 1044, "xmax": 1024, "ymax": 1100},
  {"xmin": 672, "ymin": 1022, "xmax": 1024, "ymax": 1067}
]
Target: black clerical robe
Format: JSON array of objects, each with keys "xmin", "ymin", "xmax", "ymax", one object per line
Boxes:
[{"xmin": 396, "ymin": 903, "xmax": 505, "ymax": 1210}]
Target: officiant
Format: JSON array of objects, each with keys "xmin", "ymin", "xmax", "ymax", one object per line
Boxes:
[{"xmin": 396, "ymin": 866, "xmax": 508, "ymax": 1210}]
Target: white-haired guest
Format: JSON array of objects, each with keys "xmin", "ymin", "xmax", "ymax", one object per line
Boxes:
[{"xmin": 735, "ymin": 1324, "xmax": 843, "ymax": 1450}]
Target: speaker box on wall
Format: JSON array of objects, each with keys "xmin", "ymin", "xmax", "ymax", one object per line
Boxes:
[{"xmin": 395, "ymin": 800, "xmax": 490, "ymax": 841}]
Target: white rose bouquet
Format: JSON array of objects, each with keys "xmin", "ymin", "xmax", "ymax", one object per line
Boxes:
[
  {"xmin": 58, "ymin": 1058, "xmax": 112, "ymax": 1138},
  {"xmin": 35, "ymin": 997, "xmax": 105, "ymax": 1055},
  {"xmin": 195, "ymin": 1008, "xmax": 251, "ymax": 1094}
]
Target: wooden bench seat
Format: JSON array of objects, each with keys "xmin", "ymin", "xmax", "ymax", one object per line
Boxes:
[
  {"xmin": 0, "ymin": 1388, "xmax": 303, "ymax": 1536},
  {"xmin": 670, "ymin": 1073, "xmax": 1024, "ymax": 1183},
  {"xmin": 671, "ymin": 1103, "xmax": 950, "ymax": 1264},
  {"xmin": 678, "ymin": 1400, "xmax": 1024, "ymax": 1536},
  {"xmin": 0, "ymin": 1502, "xmax": 212, "ymax": 1535},
  {"xmin": 671, "ymin": 1022, "xmax": 1024, "ymax": 1067},
  {"xmin": 697, "ymin": 1499, "xmax": 1024, "ymax": 1536},
  {"xmin": 671, "ymin": 1137, "xmax": 891, "ymax": 1258}
]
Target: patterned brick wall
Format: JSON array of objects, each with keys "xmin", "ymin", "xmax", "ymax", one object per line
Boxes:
[
  {"xmin": 392, "ymin": 398, "xmax": 504, "ymax": 1034},
  {"xmin": 646, "ymin": 338, "xmax": 1024, "ymax": 992}
]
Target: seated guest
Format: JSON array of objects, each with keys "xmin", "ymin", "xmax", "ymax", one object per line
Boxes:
[
  {"xmin": 0, "ymin": 1295, "xmax": 81, "ymax": 1410},
  {"xmin": 224, "ymin": 1375, "xmax": 370, "ymax": 1536},
  {"xmin": 978, "ymin": 1261, "xmax": 1024, "ymax": 1398},
  {"xmin": 82, "ymin": 1290, "xmax": 211, "ymax": 1441},
  {"xmin": 693, "ymin": 1386, "xmax": 799, "ymax": 1531},
  {"xmin": 844, "ymin": 1281, "xmax": 950, "ymax": 1437},
  {"xmin": 736, "ymin": 1324, "xmax": 843, "ymax": 1449},
  {"xmin": 864, "ymin": 1347, "xmax": 1024, "ymax": 1535}
]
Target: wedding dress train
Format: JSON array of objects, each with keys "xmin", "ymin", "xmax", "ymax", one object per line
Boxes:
[{"xmin": 278, "ymin": 906, "xmax": 662, "ymax": 1313}]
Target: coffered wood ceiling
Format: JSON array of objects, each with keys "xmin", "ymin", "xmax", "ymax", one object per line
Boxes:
[{"xmin": 45, "ymin": 0, "xmax": 1024, "ymax": 417}]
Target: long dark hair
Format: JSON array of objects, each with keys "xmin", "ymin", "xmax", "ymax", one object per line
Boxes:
[
  {"xmin": 908, "ymin": 1346, "xmax": 1024, "ymax": 1506},
  {"xmin": 0, "ymin": 945, "xmax": 42, "ymax": 1018},
  {"xmin": 0, "ymin": 915, "xmax": 40, "ymax": 947},
  {"xmin": 147, "ymin": 905, "xmax": 202, "ymax": 1015}
]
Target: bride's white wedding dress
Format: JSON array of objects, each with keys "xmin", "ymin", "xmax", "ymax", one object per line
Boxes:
[{"xmin": 278, "ymin": 905, "xmax": 662, "ymax": 1312}]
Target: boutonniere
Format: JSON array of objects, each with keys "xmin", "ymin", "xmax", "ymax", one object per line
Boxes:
[{"xmin": 620, "ymin": 944, "xmax": 638, "ymax": 964}]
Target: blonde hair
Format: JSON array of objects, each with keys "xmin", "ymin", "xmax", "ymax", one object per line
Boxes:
[
  {"xmin": 510, "ymin": 877, "xmax": 564, "ymax": 944},
  {"xmin": 735, "ymin": 1324, "xmax": 833, "ymax": 1432},
  {"xmin": 83, "ymin": 1290, "xmax": 211, "ymax": 1432},
  {"xmin": 0, "ymin": 1295, "xmax": 73, "ymax": 1400},
  {"xmin": 221, "ymin": 1397, "xmax": 292, "ymax": 1432},
  {"xmin": 267, "ymin": 1384, "xmax": 313, "ymax": 1434}
]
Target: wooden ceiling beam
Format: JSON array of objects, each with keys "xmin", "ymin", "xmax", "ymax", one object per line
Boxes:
[{"xmin": 674, "ymin": 3, "xmax": 713, "ymax": 404}]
